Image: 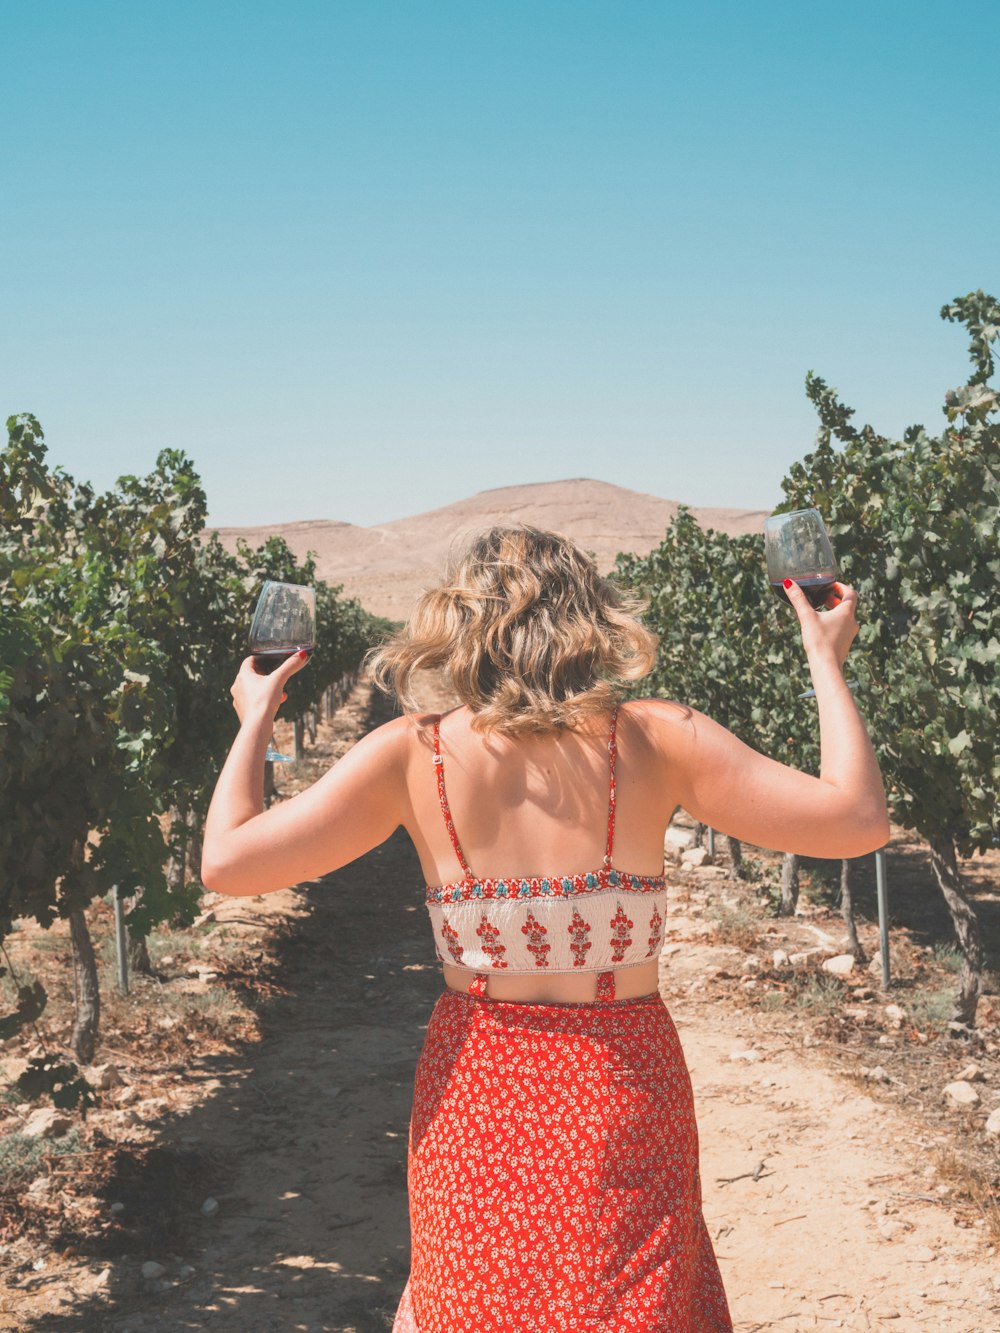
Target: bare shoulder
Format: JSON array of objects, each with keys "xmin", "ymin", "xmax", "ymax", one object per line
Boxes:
[
  {"xmin": 620, "ymin": 696, "xmax": 738, "ymax": 768},
  {"xmin": 349, "ymin": 708, "xmax": 450, "ymax": 768},
  {"xmin": 332, "ymin": 711, "xmax": 416, "ymax": 769},
  {"xmin": 620, "ymin": 695, "xmax": 701, "ymax": 741}
]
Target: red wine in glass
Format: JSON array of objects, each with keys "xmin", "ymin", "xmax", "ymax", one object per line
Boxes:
[
  {"xmin": 769, "ymin": 576, "xmax": 838, "ymax": 609},
  {"xmin": 248, "ymin": 581, "xmax": 317, "ymax": 761},
  {"xmin": 251, "ymin": 647, "xmax": 313, "ymax": 675}
]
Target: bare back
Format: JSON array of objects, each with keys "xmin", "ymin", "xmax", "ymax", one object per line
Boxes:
[{"xmin": 401, "ymin": 699, "xmax": 675, "ymax": 1002}]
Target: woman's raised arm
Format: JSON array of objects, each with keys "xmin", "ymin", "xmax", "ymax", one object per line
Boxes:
[
  {"xmin": 648, "ymin": 579, "xmax": 890, "ymax": 859},
  {"xmin": 201, "ymin": 652, "xmax": 411, "ymax": 896}
]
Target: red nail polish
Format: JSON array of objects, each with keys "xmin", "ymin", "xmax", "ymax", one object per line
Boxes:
[
  {"xmin": 783, "ymin": 578, "xmax": 793, "ymax": 589},
  {"xmin": 298, "ymin": 649, "xmax": 309, "ymax": 659}
]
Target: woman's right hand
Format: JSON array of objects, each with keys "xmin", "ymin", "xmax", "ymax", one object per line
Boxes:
[{"xmin": 782, "ymin": 578, "xmax": 859, "ymax": 670}]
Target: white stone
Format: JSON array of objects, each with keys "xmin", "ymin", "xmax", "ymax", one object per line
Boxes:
[
  {"xmin": 729, "ymin": 1049, "xmax": 761, "ymax": 1063},
  {"xmin": 27, "ymin": 1176, "xmax": 50, "ymax": 1195},
  {"xmin": 906, "ymin": 1246, "xmax": 937, "ymax": 1263},
  {"xmin": 956, "ymin": 1062, "xmax": 983, "ymax": 1082},
  {"xmin": 771, "ymin": 949, "xmax": 789, "ymax": 967},
  {"xmin": 681, "ymin": 847, "xmax": 710, "ymax": 868},
  {"xmin": 821, "ymin": 953, "xmax": 857, "ymax": 977},
  {"xmin": 86, "ymin": 1063, "xmax": 122, "ymax": 1090},
  {"xmin": 943, "ymin": 1080, "xmax": 981, "ymax": 1108},
  {"xmin": 141, "ymin": 1261, "xmax": 166, "ymax": 1280},
  {"xmin": 884, "ymin": 1003, "xmax": 907, "ymax": 1026},
  {"xmin": 984, "ymin": 1107, "xmax": 1000, "ymax": 1137},
  {"xmin": 201, "ymin": 1197, "xmax": 220, "ymax": 1217},
  {"xmin": 877, "ymin": 1217, "xmax": 906, "ymax": 1240},
  {"xmin": 665, "ymin": 826, "xmax": 696, "ymax": 851},
  {"xmin": 22, "ymin": 1108, "xmax": 73, "ymax": 1139}
]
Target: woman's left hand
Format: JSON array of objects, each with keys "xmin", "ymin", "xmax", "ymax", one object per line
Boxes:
[{"xmin": 230, "ymin": 651, "xmax": 311, "ymax": 726}]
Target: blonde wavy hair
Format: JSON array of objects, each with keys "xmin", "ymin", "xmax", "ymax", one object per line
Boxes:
[{"xmin": 367, "ymin": 525, "xmax": 658, "ymax": 735}]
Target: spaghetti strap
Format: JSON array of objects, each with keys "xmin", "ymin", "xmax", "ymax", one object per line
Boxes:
[
  {"xmin": 432, "ymin": 716, "xmax": 475, "ymax": 883},
  {"xmin": 603, "ymin": 704, "xmax": 619, "ymax": 870}
]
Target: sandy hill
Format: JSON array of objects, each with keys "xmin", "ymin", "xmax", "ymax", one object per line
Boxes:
[{"xmin": 206, "ymin": 478, "xmax": 768, "ymax": 621}]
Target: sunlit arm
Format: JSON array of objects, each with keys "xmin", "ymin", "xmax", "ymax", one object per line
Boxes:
[
  {"xmin": 201, "ymin": 712, "xmax": 410, "ymax": 897},
  {"xmin": 645, "ymin": 653, "xmax": 891, "ymax": 860}
]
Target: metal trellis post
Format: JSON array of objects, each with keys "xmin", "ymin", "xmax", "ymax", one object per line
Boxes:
[
  {"xmin": 875, "ymin": 848, "xmax": 890, "ymax": 989},
  {"xmin": 113, "ymin": 884, "xmax": 130, "ymax": 995}
]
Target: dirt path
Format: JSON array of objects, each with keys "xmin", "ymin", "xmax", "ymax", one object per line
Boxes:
[
  {"xmin": 659, "ymin": 957, "xmax": 997, "ymax": 1330},
  {"xmin": 5, "ymin": 681, "xmax": 999, "ymax": 1331}
]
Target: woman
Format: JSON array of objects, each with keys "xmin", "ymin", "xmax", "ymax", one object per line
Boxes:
[{"xmin": 202, "ymin": 525, "xmax": 889, "ymax": 1333}]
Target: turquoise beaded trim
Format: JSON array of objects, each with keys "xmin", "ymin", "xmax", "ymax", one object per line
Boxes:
[{"xmin": 425, "ymin": 865, "xmax": 667, "ymax": 907}]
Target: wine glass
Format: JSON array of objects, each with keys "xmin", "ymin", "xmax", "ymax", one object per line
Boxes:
[
  {"xmin": 248, "ymin": 580, "xmax": 316, "ymax": 762},
  {"xmin": 763, "ymin": 509, "xmax": 858, "ymax": 699},
  {"xmin": 764, "ymin": 508, "xmax": 840, "ymax": 607}
]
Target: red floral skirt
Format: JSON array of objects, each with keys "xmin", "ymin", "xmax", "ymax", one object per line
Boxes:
[{"xmin": 392, "ymin": 987, "xmax": 733, "ymax": 1332}]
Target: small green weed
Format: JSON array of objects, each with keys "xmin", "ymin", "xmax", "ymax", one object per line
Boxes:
[
  {"xmin": 705, "ymin": 902, "xmax": 761, "ymax": 951},
  {"xmin": 26, "ymin": 932, "xmax": 66, "ymax": 954},
  {"xmin": 182, "ymin": 987, "xmax": 244, "ymax": 1024},
  {"xmin": 794, "ymin": 972, "xmax": 844, "ymax": 1015},
  {"xmin": 906, "ymin": 986, "xmax": 955, "ymax": 1031},
  {"xmin": 931, "ymin": 942, "xmax": 963, "ymax": 973},
  {"xmin": 0, "ymin": 1126, "xmax": 82, "ymax": 1187}
]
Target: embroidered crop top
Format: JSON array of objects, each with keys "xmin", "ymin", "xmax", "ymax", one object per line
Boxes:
[{"xmin": 424, "ymin": 706, "xmax": 669, "ymax": 975}]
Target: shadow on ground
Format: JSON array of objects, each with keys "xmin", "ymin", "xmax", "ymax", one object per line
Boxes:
[{"xmin": 28, "ymin": 687, "xmax": 438, "ymax": 1333}]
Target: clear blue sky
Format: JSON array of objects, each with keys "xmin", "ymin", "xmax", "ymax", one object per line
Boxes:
[{"xmin": 3, "ymin": 0, "xmax": 997, "ymax": 527}]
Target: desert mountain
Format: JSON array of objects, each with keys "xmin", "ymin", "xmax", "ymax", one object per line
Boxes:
[{"xmin": 206, "ymin": 478, "xmax": 769, "ymax": 621}]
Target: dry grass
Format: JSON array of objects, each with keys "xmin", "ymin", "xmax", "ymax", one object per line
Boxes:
[
  {"xmin": 932, "ymin": 1145, "xmax": 1000, "ymax": 1245},
  {"xmin": 704, "ymin": 900, "xmax": 763, "ymax": 952},
  {"xmin": 792, "ymin": 971, "xmax": 847, "ymax": 1015}
]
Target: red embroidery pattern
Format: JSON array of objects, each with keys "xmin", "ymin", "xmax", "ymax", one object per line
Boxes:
[
  {"xmin": 425, "ymin": 865, "xmax": 666, "ymax": 906},
  {"xmin": 476, "ymin": 913, "xmax": 508, "ymax": 969},
  {"xmin": 647, "ymin": 904, "xmax": 664, "ymax": 957},
  {"xmin": 440, "ymin": 918, "xmax": 464, "ymax": 965},
  {"xmin": 568, "ymin": 907, "xmax": 592, "ymax": 967},
  {"xmin": 520, "ymin": 910, "xmax": 550, "ymax": 968},
  {"xmin": 394, "ymin": 990, "xmax": 735, "ymax": 1332},
  {"xmin": 609, "ymin": 902, "xmax": 634, "ymax": 964}
]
